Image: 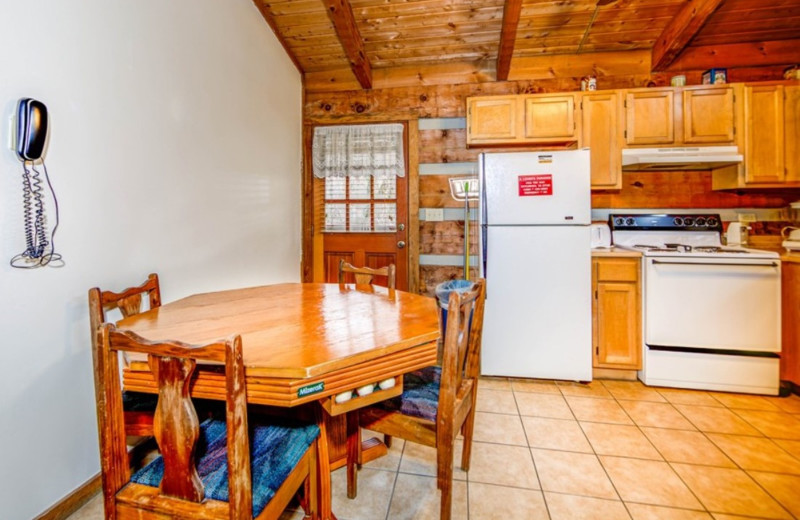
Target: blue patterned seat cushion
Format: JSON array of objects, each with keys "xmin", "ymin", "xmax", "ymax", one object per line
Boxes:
[
  {"xmin": 379, "ymin": 365, "xmax": 441, "ymax": 422},
  {"xmin": 131, "ymin": 418, "xmax": 319, "ymax": 517}
]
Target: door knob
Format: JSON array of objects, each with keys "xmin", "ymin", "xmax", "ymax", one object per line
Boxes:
[
  {"xmin": 398, "ymin": 223, "xmax": 405, "ymax": 231},
  {"xmin": 397, "ymin": 241, "xmax": 406, "ymax": 249}
]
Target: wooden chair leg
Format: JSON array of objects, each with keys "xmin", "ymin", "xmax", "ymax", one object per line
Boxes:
[
  {"xmin": 305, "ymin": 439, "xmax": 319, "ymax": 520},
  {"xmin": 437, "ymin": 442, "xmax": 454, "ymax": 520},
  {"xmin": 346, "ymin": 411, "xmax": 359, "ymax": 499},
  {"xmin": 460, "ymin": 407, "xmax": 476, "ymax": 472},
  {"xmin": 383, "ymin": 434, "xmax": 392, "ymax": 449}
]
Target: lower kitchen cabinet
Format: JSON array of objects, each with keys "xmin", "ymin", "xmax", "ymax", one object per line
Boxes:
[
  {"xmin": 782, "ymin": 260, "xmax": 800, "ymax": 388},
  {"xmin": 592, "ymin": 257, "xmax": 642, "ymax": 369}
]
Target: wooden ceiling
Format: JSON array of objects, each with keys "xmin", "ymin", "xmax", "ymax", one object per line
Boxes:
[{"xmin": 253, "ymin": 0, "xmax": 800, "ymax": 90}]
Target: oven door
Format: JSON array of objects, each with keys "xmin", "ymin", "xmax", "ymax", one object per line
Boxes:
[{"xmin": 645, "ymin": 256, "xmax": 781, "ymax": 353}]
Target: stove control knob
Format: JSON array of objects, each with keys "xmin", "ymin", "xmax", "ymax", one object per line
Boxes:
[
  {"xmin": 673, "ymin": 217, "xmax": 684, "ymax": 226},
  {"xmin": 614, "ymin": 217, "xmax": 625, "ymax": 226},
  {"xmin": 684, "ymin": 217, "xmax": 694, "ymax": 226},
  {"xmin": 625, "ymin": 217, "xmax": 635, "ymax": 226},
  {"xmin": 707, "ymin": 216, "xmax": 718, "ymax": 227},
  {"xmin": 695, "ymin": 217, "xmax": 706, "ymax": 227}
]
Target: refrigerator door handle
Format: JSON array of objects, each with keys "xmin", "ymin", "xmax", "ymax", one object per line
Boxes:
[{"xmin": 479, "ymin": 155, "xmax": 488, "ymax": 280}]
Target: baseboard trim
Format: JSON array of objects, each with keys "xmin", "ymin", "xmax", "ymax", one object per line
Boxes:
[
  {"xmin": 593, "ymin": 367, "xmax": 638, "ymax": 381},
  {"xmin": 35, "ymin": 473, "xmax": 101, "ymax": 520}
]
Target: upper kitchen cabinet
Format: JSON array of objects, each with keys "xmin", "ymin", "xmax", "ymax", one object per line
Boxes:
[
  {"xmin": 522, "ymin": 94, "xmax": 579, "ymax": 143},
  {"xmin": 624, "ymin": 88, "xmax": 675, "ymax": 145},
  {"xmin": 682, "ymin": 85, "xmax": 739, "ymax": 144},
  {"xmin": 466, "ymin": 93, "xmax": 578, "ymax": 147},
  {"xmin": 712, "ymin": 83, "xmax": 800, "ymax": 189},
  {"xmin": 581, "ymin": 91, "xmax": 623, "ymax": 189},
  {"xmin": 466, "ymin": 96, "xmax": 518, "ymax": 144}
]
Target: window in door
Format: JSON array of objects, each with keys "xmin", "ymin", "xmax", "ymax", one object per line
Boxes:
[{"xmin": 324, "ymin": 172, "xmax": 397, "ymax": 232}]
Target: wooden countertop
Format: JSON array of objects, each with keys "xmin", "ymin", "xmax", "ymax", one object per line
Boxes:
[
  {"xmin": 747, "ymin": 236, "xmax": 800, "ymax": 264},
  {"xmin": 591, "ymin": 247, "xmax": 642, "ymax": 258}
]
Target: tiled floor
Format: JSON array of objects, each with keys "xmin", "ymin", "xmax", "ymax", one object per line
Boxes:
[{"xmin": 68, "ymin": 379, "xmax": 800, "ymax": 520}]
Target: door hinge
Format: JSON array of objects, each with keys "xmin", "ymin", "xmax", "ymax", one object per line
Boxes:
[
  {"xmin": 580, "ymin": 101, "xmax": 583, "ymax": 109},
  {"xmin": 624, "ymin": 130, "xmax": 627, "ymax": 138},
  {"xmin": 595, "ymin": 346, "xmax": 599, "ymax": 355},
  {"xmin": 624, "ymin": 100, "xmax": 627, "ymax": 108},
  {"xmin": 594, "ymin": 290, "xmax": 598, "ymax": 299}
]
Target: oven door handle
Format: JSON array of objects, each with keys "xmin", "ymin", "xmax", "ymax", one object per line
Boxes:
[{"xmin": 651, "ymin": 260, "xmax": 779, "ymax": 267}]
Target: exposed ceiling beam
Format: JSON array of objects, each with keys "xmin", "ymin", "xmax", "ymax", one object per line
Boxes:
[
  {"xmin": 321, "ymin": 0, "xmax": 373, "ymax": 89},
  {"xmin": 651, "ymin": 0, "xmax": 725, "ymax": 71},
  {"xmin": 668, "ymin": 39, "xmax": 800, "ymax": 71},
  {"xmin": 496, "ymin": 0, "xmax": 523, "ymax": 81},
  {"xmin": 251, "ymin": 0, "xmax": 303, "ymax": 74}
]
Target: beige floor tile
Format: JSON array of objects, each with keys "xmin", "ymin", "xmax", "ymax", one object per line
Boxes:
[
  {"xmin": 626, "ymin": 503, "xmax": 712, "ymax": 520},
  {"xmin": 475, "ymin": 388, "xmax": 519, "ymax": 415},
  {"xmin": 515, "ymin": 392, "xmax": 574, "ymax": 419},
  {"xmin": 331, "ymin": 467, "xmax": 396, "ymax": 520},
  {"xmin": 544, "ymin": 492, "xmax": 630, "ymax": 520},
  {"xmin": 733, "ymin": 410, "xmax": 800, "ymax": 440},
  {"xmin": 773, "ymin": 438, "xmax": 800, "ymax": 459},
  {"xmin": 671, "ymin": 463, "xmax": 791, "ymax": 519},
  {"xmin": 673, "ymin": 405, "xmax": 761, "ymax": 436},
  {"xmin": 361, "ymin": 429, "xmax": 404, "ymax": 471},
  {"xmin": 511, "ymin": 378, "xmax": 562, "ymax": 394},
  {"xmin": 580, "ymin": 422, "xmax": 662, "ymax": 460},
  {"xmin": 466, "ymin": 442, "xmax": 540, "ymax": 489},
  {"xmin": 655, "ymin": 388, "xmax": 723, "ymax": 407},
  {"xmin": 472, "ymin": 411, "xmax": 527, "ymax": 446},
  {"xmin": 748, "ymin": 471, "xmax": 800, "ymax": 519},
  {"xmin": 619, "ymin": 400, "xmax": 697, "ymax": 430},
  {"xmin": 602, "ymin": 381, "xmax": 667, "ymax": 402},
  {"xmin": 468, "ymin": 482, "xmax": 548, "ymax": 520},
  {"xmin": 710, "ymin": 393, "xmax": 781, "ymax": 411},
  {"xmin": 640, "ymin": 427, "xmax": 735, "ymax": 468},
  {"xmin": 712, "ymin": 515, "xmax": 776, "ymax": 520},
  {"xmin": 706, "ymin": 434, "xmax": 800, "ymax": 474},
  {"xmin": 278, "ymin": 510, "xmax": 307, "ymax": 520},
  {"xmin": 767, "ymin": 395, "xmax": 800, "ymax": 414},
  {"xmin": 566, "ymin": 396, "xmax": 633, "ymax": 425},
  {"xmin": 66, "ymin": 493, "xmax": 103, "ymax": 520},
  {"xmin": 557, "ymin": 381, "xmax": 613, "ymax": 399},
  {"xmin": 398, "ymin": 439, "xmax": 467, "ymax": 480},
  {"xmin": 532, "ymin": 448, "xmax": 617, "ymax": 499},
  {"xmin": 522, "ymin": 416, "xmax": 593, "ymax": 453},
  {"xmin": 478, "ymin": 376, "xmax": 511, "ymax": 391},
  {"xmin": 600, "ymin": 456, "xmax": 701, "ymax": 509},
  {"xmin": 385, "ymin": 472, "xmax": 467, "ymax": 520}
]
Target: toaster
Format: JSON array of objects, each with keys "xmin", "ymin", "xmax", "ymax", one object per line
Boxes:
[{"xmin": 591, "ymin": 223, "xmax": 612, "ymax": 248}]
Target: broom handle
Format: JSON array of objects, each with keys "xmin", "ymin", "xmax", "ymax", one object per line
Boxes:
[{"xmin": 464, "ymin": 182, "xmax": 470, "ymax": 280}]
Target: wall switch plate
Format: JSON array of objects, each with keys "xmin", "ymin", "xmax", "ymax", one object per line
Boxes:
[
  {"xmin": 425, "ymin": 208, "xmax": 444, "ymax": 221},
  {"xmin": 738, "ymin": 213, "xmax": 757, "ymax": 223}
]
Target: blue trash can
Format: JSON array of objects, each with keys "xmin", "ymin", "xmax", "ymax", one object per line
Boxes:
[{"xmin": 434, "ymin": 279, "xmax": 475, "ymax": 338}]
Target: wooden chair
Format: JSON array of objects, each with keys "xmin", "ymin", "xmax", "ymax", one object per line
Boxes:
[
  {"xmin": 88, "ymin": 274, "xmax": 162, "ymax": 437},
  {"xmin": 338, "ymin": 259, "xmax": 396, "ymax": 298},
  {"xmin": 346, "ymin": 279, "xmax": 486, "ymax": 520},
  {"xmin": 94, "ymin": 323, "xmax": 326, "ymax": 519}
]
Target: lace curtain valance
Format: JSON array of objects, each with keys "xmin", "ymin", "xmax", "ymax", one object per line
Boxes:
[{"xmin": 312, "ymin": 124, "xmax": 405, "ymax": 178}]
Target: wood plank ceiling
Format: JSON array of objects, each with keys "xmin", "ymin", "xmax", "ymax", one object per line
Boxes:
[{"xmin": 253, "ymin": 0, "xmax": 800, "ymax": 89}]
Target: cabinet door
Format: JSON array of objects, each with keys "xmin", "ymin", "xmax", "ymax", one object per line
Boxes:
[
  {"xmin": 582, "ymin": 92, "xmax": 621, "ymax": 189},
  {"xmin": 467, "ymin": 96, "xmax": 518, "ymax": 144},
  {"xmin": 745, "ymin": 85, "xmax": 785, "ymax": 184},
  {"xmin": 683, "ymin": 86, "xmax": 737, "ymax": 144},
  {"xmin": 625, "ymin": 89, "xmax": 675, "ymax": 145},
  {"xmin": 785, "ymin": 86, "xmax": 800, "ymax": 183},
  {"xmin": 523, "ymin": 94, "xmax": 578, "ymax": 142},
  {"xmin": 782, "ymin": 262, "xmax": 800, "ymax": 385},
  {"xmin": 593, "ymin": 258, "xmax": 641, "ymax": 370}
]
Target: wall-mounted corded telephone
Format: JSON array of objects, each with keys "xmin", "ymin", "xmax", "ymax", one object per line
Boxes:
[{"xmin": 10, "ymin": 97, "xmax": 63, "ymax": 268}]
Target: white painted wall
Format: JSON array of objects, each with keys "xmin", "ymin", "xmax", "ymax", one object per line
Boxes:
[{"xmin": 0, "ymin": 1, "xmax": 301, "ymax": 517}]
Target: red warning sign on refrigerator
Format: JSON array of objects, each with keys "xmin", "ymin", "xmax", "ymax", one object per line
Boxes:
[{"xmin": 518, "ymin": 174, "xmax": 553, "ymax": 196}]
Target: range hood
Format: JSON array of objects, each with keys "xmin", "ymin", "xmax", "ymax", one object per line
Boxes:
[{"xmin": 622, "ymin": 146, "xmax": 743, "ymax": 171}]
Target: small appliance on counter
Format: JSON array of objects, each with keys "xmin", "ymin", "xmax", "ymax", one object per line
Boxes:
[
  {"xmin": 783, "ymin": 226, "xmax": 800, "ymax": 252},
  {"xmin": 590, "ymin": 223, "xmax": 612, "ymax": 248},
  {"xmin": 726, "ymin": 222, "xmax": 750, "ymax": 246}
]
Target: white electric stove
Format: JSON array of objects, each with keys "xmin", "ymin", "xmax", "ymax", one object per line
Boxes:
[{"xmin": 609, "ymin": 214, "xmax": 781, "ymax": 395}]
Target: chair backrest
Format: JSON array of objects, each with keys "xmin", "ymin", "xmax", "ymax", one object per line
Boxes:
[
  {"xmin": 437, "ymin": 279, "xmax": 486, "ymax": 425},
  {"xmin": 338, "ymin": 260, "xmax": 396, "ymax": 298},
  {"xmin": 96, "ymin": 324, "xmax": 255, "ymax": 517},
  {"xmin": 88, "ymin": 273, "xmax": 161, "ymax": 342}
]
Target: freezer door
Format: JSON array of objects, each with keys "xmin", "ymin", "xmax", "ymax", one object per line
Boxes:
[
  {"xmin": 481, "ymin": 150, "xmax": 590, "ymax": 226},
  {"xmin": 481, "ymin": 225, "xmax": 592, "ymax": 380}
]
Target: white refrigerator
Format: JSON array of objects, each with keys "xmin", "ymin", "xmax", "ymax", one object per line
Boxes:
[{"xmin": 479, "ymin": 150, "xmax": 592, "ymax": 381}]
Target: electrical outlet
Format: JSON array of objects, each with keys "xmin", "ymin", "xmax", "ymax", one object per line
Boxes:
[
  {"xmin": 738, "ymin": 213, "xmax": 757, "ymax": 223},
  {"xmin": 425, "ymin": 208, "xmax": 444, "ymax": 221}
]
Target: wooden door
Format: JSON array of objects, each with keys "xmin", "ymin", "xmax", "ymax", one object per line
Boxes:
[
  {"xmin": 625, "ymin": 89, "xmax": 675, "ymax": 145},
  {"xmin": 523, "ymin": 94, "xmax": 578, "ymax": 142},
  {"xmin": 582, "ymin": 92, "xmax": 622, "ymax": 189},
  {"xmin": 784, "ymin": 86, "xmax": 800, "ymax": 183},
  {"xmin": 745, "ymin": 85, "xmax": 785, "ymax": 184},
  {"xmin": 319, "ymin": 173, "xmax": 408, "ymax": 290},
  {"xmin": 781, "ymin": 262, "xmax": 800, "ymax": 385},
  {"xmin": 466, "ymin": 96, "xmax": 518, "ymax": 144},
  {"xmin": 682, "ymin": 86, "xmax": 737, "ymax": 144},
  {"xmin": 594, "ymin": 258, "xmax": 641, "ymax": 369}
]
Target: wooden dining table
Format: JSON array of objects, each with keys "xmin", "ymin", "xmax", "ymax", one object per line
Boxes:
[{"xmin": 117, "ymin": 282, "xmax": 441, "ymax": 519}]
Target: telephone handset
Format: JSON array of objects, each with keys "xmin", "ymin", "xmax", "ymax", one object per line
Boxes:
[{"xmin": 11, "ymin": 97, "xmax": 63, "ymax": 268}]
